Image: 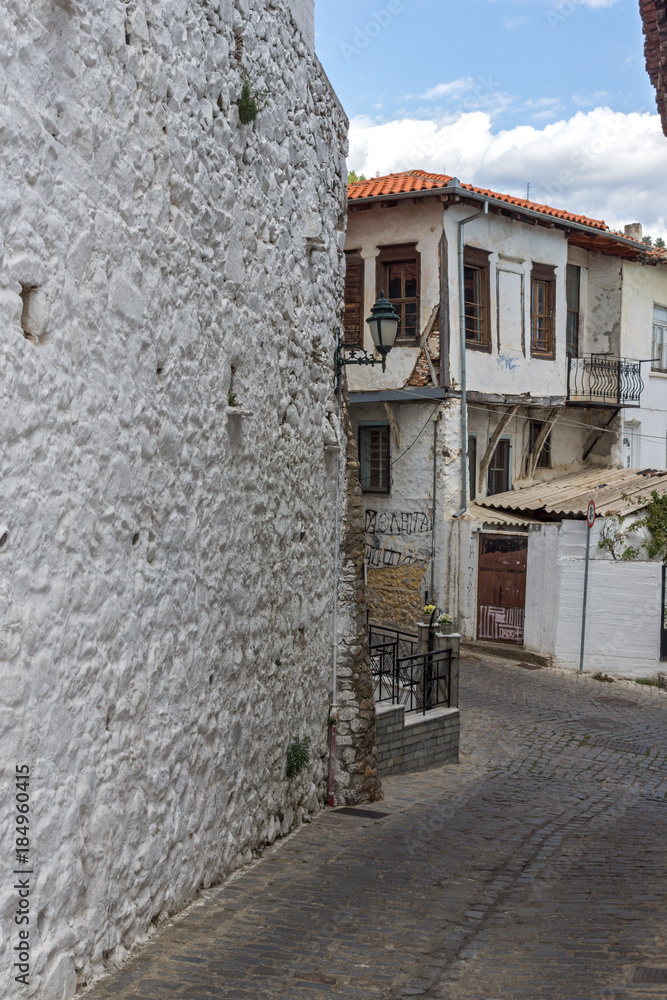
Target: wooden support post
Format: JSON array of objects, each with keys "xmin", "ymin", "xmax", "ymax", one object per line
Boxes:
[
  {"xmin": 478, "ymin": 405, "xmax": 520, "ymax": 491},
  {"xmin": 526, "ymin": 406, "xmax": 561, "ymax": 479}
]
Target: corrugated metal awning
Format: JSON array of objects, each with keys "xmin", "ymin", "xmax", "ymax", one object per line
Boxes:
[
  {"xmin": 465, "ymin": 503, "xmax": 541, "ymax": 527},
  {"xmin": 476, "ymin": 468, "xmax": 667, "ymax": 520}
]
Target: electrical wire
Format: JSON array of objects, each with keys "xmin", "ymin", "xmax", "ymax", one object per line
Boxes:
[{"xmin": 389, "ymin": 402, "xmax": 441, "ymax": 469}]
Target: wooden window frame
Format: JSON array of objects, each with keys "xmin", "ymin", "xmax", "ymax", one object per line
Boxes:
[
  {"xmin": 376, "ymin": 243, "xmax": 420, "ymax": 344},
  {"xmin": 652, "ymin": 304, "xmax": 667, "ymax": 373},
  {"xmin": 529, "ymin": 420, "xmax": 551, "ymax": 469},
  {"xmin": 464, "ymin": 246, "xmax": 491, "ymax": 352},
  {"xmin": 530, "ymin": 263, "xmax": 556, "ymax": 360},
  {"xmin": 487, "ymin": 437, "xmax": 511, "ymax": 496},
  {"xmin": 565, "ymin": 263, "xmax": 581, "ymax": 357},
  {"xmin": 343, "ymin": 251, "xmax": 364, "ymax": 347},
  {"xmin": 359, "ymin": 424, "xmax": 391, "ymax": 494}
]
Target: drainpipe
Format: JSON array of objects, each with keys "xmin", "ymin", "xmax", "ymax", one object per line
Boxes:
[
  {"xmin": 328, "ymin": 357, "xmax": 342, "ymax": 807},
  {"xmin": 430, "ymin": 412, "xmax": 439, "ymax": 601},
  {"xmin": 453, "ymin": 197, "xmax": 489, "ymax": 519}
]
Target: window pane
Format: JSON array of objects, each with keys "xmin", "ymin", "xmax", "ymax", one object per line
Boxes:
[
  {"xmin": 359, "ymin": 426, "xmax": 389, "ymax": 493},
  {"xmin": 464, "ymin": 266, "xmax": 482, "ymax": 340},
  {"xmin": 404, "ymin": 262, "xmax": 417, "ymax": 298},
  {"xmin": 387, "ymin": 264, "xmax": 403, "ymax": 300},
  {"xmin": 403, "ymin": 303, "xmax": 417, "ymax": 339},
  {"xmin": 566, "ymin": 264, "xmax": 580, "ymax": 312},
  {"xmin": 488, "ymin": 439, "xmax": 510, "ymax": 495}
]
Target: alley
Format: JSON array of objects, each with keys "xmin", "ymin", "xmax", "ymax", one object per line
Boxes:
[{"xmin": 83, "ymin": 656, "xmax": 667, "ymax": 1000}]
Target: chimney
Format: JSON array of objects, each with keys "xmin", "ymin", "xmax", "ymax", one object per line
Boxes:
[{"xmin": 624, "ymin": 223, "xmax": 643, "ymax": 241}]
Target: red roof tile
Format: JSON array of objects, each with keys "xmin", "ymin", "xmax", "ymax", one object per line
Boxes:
[
  {"xmin": 348, "ymin": 169, "xmax": 609, "ymax": 230},
  {"xmin": 348, "ymin": 170, "xmax": 667, "ymax": 259}
]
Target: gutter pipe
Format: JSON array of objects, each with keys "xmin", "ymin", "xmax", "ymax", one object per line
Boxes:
[
  {"xmin": 453, "ymin": 198, "xmax": 489, "ymax": 519},
  {"xmin": 328, "ymin": 353, "xmax": 342, "ymax": 807}
]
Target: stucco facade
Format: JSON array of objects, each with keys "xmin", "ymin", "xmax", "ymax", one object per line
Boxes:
[
  {"xmin": 0, "ymin": 1, "xmax": 356, "ymax": 997},
  {"xmin": 345, "ymin": 173, "xmax": 661, "ymax": 629}
]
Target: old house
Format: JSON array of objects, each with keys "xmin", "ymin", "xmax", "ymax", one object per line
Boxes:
[
  {"xmin": 0, "ymin": 2, "xmax": 378, "ymax": 998},
  {"xmin": 345, "ymin": 170, "xmax": 667, "ymax": 665}
]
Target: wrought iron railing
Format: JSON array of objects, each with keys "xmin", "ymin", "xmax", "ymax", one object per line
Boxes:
[
  {"xmin": 370, "ymin": 633, "xmax": 451, "ymax": 716},
  {"xmin": 567, "ymin": 354, "xmax": 643, "ymax": 407},
  {"xmin": 369, "ymin": 624, "xmax": 418, "ymax": 661}
]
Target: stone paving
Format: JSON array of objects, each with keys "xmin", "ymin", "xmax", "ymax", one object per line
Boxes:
[{"xmin": 82, "ymin": 655, "xmax": 667, "ymax": 1000}]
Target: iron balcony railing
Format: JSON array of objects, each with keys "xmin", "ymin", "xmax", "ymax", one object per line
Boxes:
[
  {"xmin": 369, "ymin": 624, "xmax": 418, "ymax": 661},
  {"xmin": 370, "ymin": 631, "xmax": 452, "ymax": 716},
  {"xmin": 567, "ymin": 354, "xmax": 644, "ymax": 407}
]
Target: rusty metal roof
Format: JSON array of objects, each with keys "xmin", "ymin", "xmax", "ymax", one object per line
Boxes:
[
  {"xmin": 476, "ymin": 468, "xmax": 667, "ymax": 520},
  {"xmin": 465, "ymin": 503, "xmax": 541, "ymax": 528}
]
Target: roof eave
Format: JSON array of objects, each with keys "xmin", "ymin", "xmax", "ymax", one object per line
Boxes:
[{"xmin": 349, "ymin": 183, "xmax": 663, "ymax": 262}]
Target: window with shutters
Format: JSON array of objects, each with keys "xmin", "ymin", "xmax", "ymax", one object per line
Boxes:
[
  {"xmin": 530, "ymin": 263, "xmax": 556, "ymax": 359},
  {"xmin": 343, "ymin": 252, "xmax": 364, "ymax": 346},
  {"xmin": 464, "ymin": 246, "xmax": 491, "ymax": 351},
  {"xmin": 359, "ymin": 424, "xmax": 390, "ymax": 494},
  {"xmin": 376, "ymin": 244, "xmax": 420, "ymax": 343}
]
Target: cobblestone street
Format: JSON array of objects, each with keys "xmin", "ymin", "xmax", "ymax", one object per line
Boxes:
[{"xmin": 83, "ymin": 655, "xmax": 667, "ymax": 1000}]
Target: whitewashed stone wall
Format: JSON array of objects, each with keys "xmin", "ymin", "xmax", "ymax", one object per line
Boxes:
[{"xmin": 0, "ymin": 0, "xmax": 348, "ymax": 997}]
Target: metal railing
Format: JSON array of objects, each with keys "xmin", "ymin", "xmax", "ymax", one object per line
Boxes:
[
  {"xmin": 369, "ymin": 624, "xmax": 418, "ymax": 661},
  {"xmin": 370, "ymin": 638, "xmax": 452, "ymax": 716},
  {"xmin": 567, "ymin": 354, "xmax": 644, "ymax": 407}
]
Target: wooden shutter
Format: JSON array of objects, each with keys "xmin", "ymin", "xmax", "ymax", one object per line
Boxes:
[{"xmin": 344, "ymin": 254, "xmax": 363, "ymax": 346}]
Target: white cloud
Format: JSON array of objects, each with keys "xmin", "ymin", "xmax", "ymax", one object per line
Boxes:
[{"xmin": 347, "ymin": 107, "xmax": 667, "ymax": 234}]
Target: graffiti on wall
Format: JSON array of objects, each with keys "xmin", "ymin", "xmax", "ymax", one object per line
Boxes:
[{"xmin": 364, "ymin": 507, "xmax": 432, "ymax": 571}]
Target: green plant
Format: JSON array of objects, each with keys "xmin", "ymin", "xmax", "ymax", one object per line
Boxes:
[
  {"xmin": 285, "ymin": 735, "xmax": 311, "ymax": 780},
  {"xmin": 423, "ymin": 604, "xmax": 436, "ymax": 615},
  {"xmin": 228, "ymin": 391, "xmax": 241, "ymax": 407},
  {"xmin": 592, "ymin": 672, "xmax": 615, "ymax": 683},
  {"xmin": 348, "ymin": 170, "xmax": 367, "ymax": 183},
  {"xmin": 437, "ymin": 613, "xmax": 453, "ymax": 625},
  {"xmin": 635, "ymin": 674, "xmax": 666, "ymax": 689},
  {"xmin": 597, "ymin": 514, "xmax": 641, "ymax": 561},
  {"xmin": 632, "ymin": 492, "xmax": 667, "ymax": 561},
  {"xmin": 237, "ymin": 75, "xmax": 267, "ymax": 125}
]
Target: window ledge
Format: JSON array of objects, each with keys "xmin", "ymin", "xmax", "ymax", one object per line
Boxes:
[
  {"xmin": 530, "ymin": 353, "xmax": 556, "ymax": 361},
  {"xmin": 649, "ymin": 370, "xmax": 667, "ymax": 379},
  {"xmin": 466, "ymin": 341, "xmax": 492, "ymax": 353}
]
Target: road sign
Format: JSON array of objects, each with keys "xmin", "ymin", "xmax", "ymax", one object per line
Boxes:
[{"xmin": 587, "ymin": 500, "xmax": 596, "ymax": 529}]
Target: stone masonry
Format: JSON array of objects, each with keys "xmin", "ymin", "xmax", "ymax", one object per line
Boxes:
[{"xmin": 0, "ymin": 1, "xmax": 354, "ymax": 998}]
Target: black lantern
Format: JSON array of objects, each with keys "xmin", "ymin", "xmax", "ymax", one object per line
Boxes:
[{"xmin": 335, "ymin": 291, "xmax": 399, "ymax": 387}]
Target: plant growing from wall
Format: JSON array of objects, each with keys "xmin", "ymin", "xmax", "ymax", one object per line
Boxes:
[
  {"xmin": 285, "ymin": 734, "xmax": 311, "ymax": 780},
  {"xmin": 597, "ymin": 515, "xmax": 642, "ymax": 561},
  {"xmin": 237, "ymin": 74, "xmax": 267, "ymax": 125}
]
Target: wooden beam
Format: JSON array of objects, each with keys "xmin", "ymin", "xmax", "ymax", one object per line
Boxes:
[
  {"xmin": 383, "ymin": 401, "xmax": 402, "ymax": 449},
  {"xmin": 478, "ymin": 405, "xmax": 520, "ymax": 492},
  {"xmin": 526, "ymin": 407, "xmax": 561, "ymax": 479}
]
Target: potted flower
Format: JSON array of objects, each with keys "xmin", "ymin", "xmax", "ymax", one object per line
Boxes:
[
  {"xmin": 437, "ymin": 613, "xmax": 455, "ymax": 635},
  {"xmin": 422, "ymin": 604, "xmax": 436, "ymax": 625}
]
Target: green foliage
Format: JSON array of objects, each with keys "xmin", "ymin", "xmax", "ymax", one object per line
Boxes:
[
  {"xmin": 237, "ymin": 75, "xmax": 266, "ymax": 125},
  {"xmin": 642, "ymin": 234, "xmax": 654, "ymax": 246},
  {"xmin": 656, "ymin": 237, "xmax": 666, "ymax": 249},
  {"xmin": 348, "ymin": 170, "xmax": 367, "ymax": 183},
  {"xmin": 228, "ymin": 391, "xmax": 241, "ymax": 407},
  {"xmin": 642, "ymin": 235, "xmax": 666, "ymax": 248},
  {"xmin": 597, "ymin": 491, "xmax": 667, "ymax": 562},
  {"xmin": 636, "ymin": 673, "xmax": 666, "ymax": 689},
  {"xmin": 592, "ymin": 672, "xmax": 615, "ymax": 683},
  {"xmin": 632, "ymin": 490, "xmax": 667, "ymax": 561},
  {"xmin": 285, "ymin": 734, "xmax": 311, "ymax": 780}
]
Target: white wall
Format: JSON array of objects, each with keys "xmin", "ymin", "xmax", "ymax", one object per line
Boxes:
[
  {"xmin": 345, "ymin": 198, "xmax": 444, "ymax": 391},
  {"xmin": 444, "ymin": 205, "xmax": 570, "ymax": 399},
  {"xmin": 0, "ymin": 1, "xmax": 347, "ymax": 997},
  {"xmin": 621, "ymin": 259, "xmax": 667, "ymax": 469}
]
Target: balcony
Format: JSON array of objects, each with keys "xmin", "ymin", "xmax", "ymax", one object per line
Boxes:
[{"xmin": 567, "ymin": 355, "xmax": 644, "ymax": 408}]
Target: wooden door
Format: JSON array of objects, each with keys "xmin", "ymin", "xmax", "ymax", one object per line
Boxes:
[{"xmin": 477, "ymin": 533, "xmax": 528, "ymax": 645}]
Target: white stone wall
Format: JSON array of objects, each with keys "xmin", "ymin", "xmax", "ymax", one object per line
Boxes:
[{"xmin": 0, "ymin": 1, "xmax": 347, "ymax": 997}]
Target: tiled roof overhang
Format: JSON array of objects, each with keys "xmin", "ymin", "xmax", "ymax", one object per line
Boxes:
[
  {"xmin": 348, "ymin": 171, "xmax": 667, "ymax": 264},
  {"xmin": 641, "ymin": 0, "xmax": 667, "ymax": 136}
]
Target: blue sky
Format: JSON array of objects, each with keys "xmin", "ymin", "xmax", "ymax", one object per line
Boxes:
[{"xmin": 315, "ymin": 0, "xmax": 667, "ymax": 233}]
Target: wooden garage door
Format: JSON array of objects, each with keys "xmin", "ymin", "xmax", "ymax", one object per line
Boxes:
[{"xmin": 477, "ymin": 533, "xmax": 528, "ymax": 645}]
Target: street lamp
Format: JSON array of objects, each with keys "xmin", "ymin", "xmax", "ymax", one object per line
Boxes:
[{"xmin": 334, "ymin": 291, "xmax": 399, "ymax": 387}]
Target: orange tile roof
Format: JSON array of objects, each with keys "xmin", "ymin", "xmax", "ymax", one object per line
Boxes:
[
  {"xmin": 348, "ymin": 171, "xmax": 667, "ymax": 259},
  {"xmin": 348, "ymin": 170, "xmax": 610, "ymax": 230}
]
